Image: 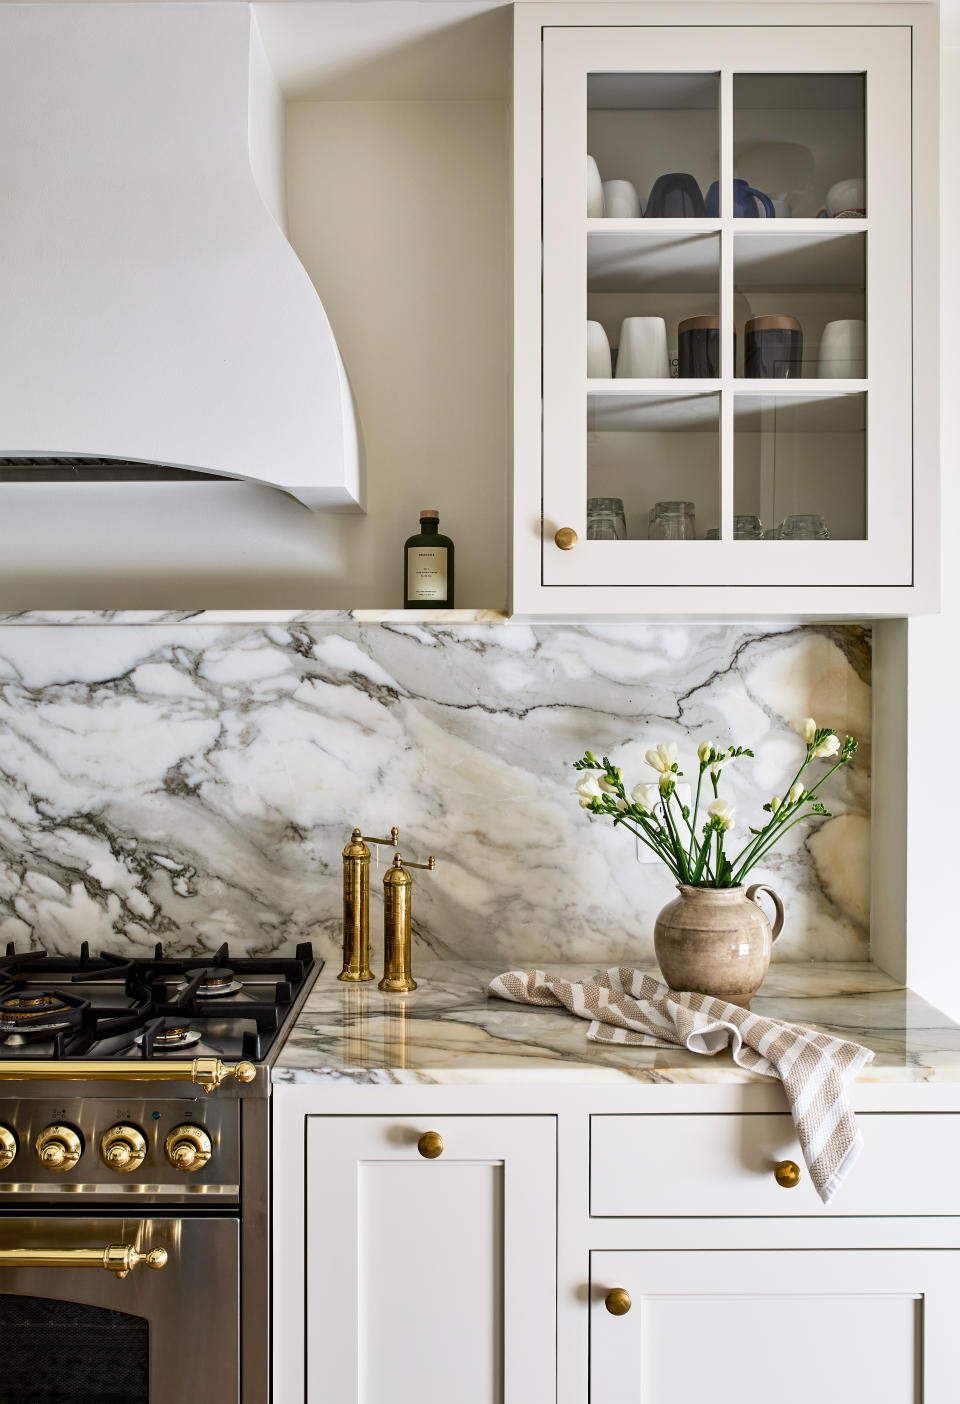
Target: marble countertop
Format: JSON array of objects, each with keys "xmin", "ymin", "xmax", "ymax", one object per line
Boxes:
[{"xmin": 273, "ymin": 960, "xmax": 960, "ymax": 1085}]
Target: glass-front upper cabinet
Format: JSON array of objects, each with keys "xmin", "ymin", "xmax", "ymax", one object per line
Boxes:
[{"xmin": 535, "ymin": 22, "xmax": 925, "ymax": 607}]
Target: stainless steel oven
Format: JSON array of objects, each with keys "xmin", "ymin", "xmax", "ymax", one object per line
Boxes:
[{"xmin": 0, "ymin": 1214, "xmax": 239, "ymax": 1404}]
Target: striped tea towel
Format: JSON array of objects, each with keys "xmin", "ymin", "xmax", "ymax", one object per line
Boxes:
[{"xmin": 489, "ymin": 967, "xmax": 874, "ymax": 1203}]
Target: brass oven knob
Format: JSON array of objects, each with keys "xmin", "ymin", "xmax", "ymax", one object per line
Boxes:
[
  {"xmin": 0, "ymin": 1125, "xmax": 17, "ymax": 1170},
  {"xmin": 554, "ymin": 527, "xmax": 578, "ymax": 550},
  {"xmin": 417, "ymin": 1131, "xmax": 444, "ymax": 1159},
  {"xmin": 605, "ymin": 1288, "xmax": 632, "ymax": 1316},
  {"xmin": 36, "ymin": 1124, "xmax": 83, "ymax": 1172},
  {"xmin": 100, "ymin": 1124, "xmax": 147, "ymax": 1173},
  {"xmin": 774, "ymin": 1159, "xmax": 802, "ymax": 1189},
  {"xmin": 165, "ymin": 1124, "xmax": 212, "ymax": 1172}
]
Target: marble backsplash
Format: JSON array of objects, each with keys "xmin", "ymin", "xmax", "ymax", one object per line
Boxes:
[{"xmin": 0, "ymin": 621, "xmax": 871, "ymax": 968}]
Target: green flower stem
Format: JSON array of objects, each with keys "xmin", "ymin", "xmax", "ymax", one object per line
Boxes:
[
  {"xmin": 728, "ymin": 747, "xmax": 814, "ymax": 873},
  {"xmin": 688, "ymin": 764, "xmax": 706, "ymax": 862},
  {"xmin": 732, "ymin": 756, "xmax": 852, "ymax": 881},
  {"xmin": 660, "ymin": 793, "xmax": 691, "ymax": 883}
]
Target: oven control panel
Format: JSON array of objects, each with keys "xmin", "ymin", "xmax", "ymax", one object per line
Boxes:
[{"xmin": 0, "ymin": 1098, "xmax": 239, "ymax": 1199}]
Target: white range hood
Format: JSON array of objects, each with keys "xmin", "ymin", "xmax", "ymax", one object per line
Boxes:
[{"xmin": 0, "ymin": 3, "xmax": 361, "ymax": 512}]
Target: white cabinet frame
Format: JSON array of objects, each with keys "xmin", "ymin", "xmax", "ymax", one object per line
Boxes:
[{"xmin": 511, "ymin": 3, "xmax": 939, "ymax": 617}]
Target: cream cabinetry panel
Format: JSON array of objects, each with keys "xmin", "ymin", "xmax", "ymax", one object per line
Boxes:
[
  {"xmin": 590, "ymin": 1248, "xmax": 958, "ymax": 1402},
  {"xmin": 512, "ymin": 4, "xmax": 938, "ymax": 614},
  {"xmin": 303, "ymin": 1114, "xmax": 556, "ymax": 1403},
  {"xmin": 591, "ymin": 1112, "xmax": 960, "ymax": 1217}
]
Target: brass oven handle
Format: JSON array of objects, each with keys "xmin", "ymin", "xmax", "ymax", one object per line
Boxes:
[
  {"xmin": 0, "ymin": 1057, "xmax": 256, "ymax": 1093},
  {"xmin": 0, "ymin": 1243, "xmax": 168, "ymax": 1278}
]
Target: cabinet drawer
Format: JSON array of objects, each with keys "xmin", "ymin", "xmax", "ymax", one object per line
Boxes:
[{"xmin": 591, "ymin": 1113, "xmax": 960, "ymax": 1216}]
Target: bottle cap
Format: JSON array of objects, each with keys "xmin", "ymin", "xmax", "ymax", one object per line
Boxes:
[{"xmin": 419, "ymin": 509, "xmax": 439, "ymax": 519}]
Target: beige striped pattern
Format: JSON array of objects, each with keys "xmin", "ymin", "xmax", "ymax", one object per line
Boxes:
[{"xmin": 489, "ymin": 967, "xmax": 874, "ymax": 1204}]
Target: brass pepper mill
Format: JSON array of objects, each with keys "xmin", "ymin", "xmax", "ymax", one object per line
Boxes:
[
  {"xmin": 380, "ymin": 852, "xmax": 436, "ymax": 993},
  {"xmin": 339, "ymin": 827, "xmax": 399, "ymax": 982}
]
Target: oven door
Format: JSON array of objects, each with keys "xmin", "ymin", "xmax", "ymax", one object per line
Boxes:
[{"xmin": 0, "ymin": 1216, "xmax": 238, "ymax": 1404}]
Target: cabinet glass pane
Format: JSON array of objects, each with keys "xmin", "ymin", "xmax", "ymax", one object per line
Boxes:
[
  {"xmin": 733, "ymin": 73, "xmax": 865, "ymax": 219},
  {"xmin": 734, "ymin": 394, "xmax": 866, "ymax": 540},
  {"xmin": 588, "ymin": 232, "xmax": 720, "ymax": 380},
  {"xmin": 587, "ymin": 73, "xmax": 719, "ymax": 219},
  {"xmin": 734, "ymin": 232, "xmax": 865, "ymax": 378},
  {"xmin": 587, "ymin": 393, "xmax": 719, "ymax": 540}
]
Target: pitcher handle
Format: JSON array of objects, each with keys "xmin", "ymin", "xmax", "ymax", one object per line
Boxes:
[
  {"xmin": 746, "ymin": 883, "xmax": 784, "ymax": 941},
  {"xmin": 744, "ymin": 184, "xmax": 776, "ymax": 218}
]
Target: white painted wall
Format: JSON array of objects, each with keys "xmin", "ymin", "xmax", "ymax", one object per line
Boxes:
[
  {"xmin": 284, "ymin": 98, "xmax": 509, "ymax": 611},
  {"xmin": 906, "ymin": 0, "xmax": 958, "ymax": 1017}
]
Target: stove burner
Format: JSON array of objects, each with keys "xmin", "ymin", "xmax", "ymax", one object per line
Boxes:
[
  {"xmin": 0, "ymin": 990, "xmax": 81, "ymax": 1036},
  {"xmin": 178, "ymin": 967, "xmax": 242, "ymax": 998},
  {"xmin": 3, "ymin": 993, "xmax": 66, "ymax": 1016},
  {"xmin": 135, "ymin": 1024, "xmax": 202, "ymax": 1050}
]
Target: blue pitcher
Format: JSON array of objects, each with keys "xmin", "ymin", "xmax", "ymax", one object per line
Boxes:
[{"xmin": 705, "ymin": 179, "xmax": 775, "ymax": 217}]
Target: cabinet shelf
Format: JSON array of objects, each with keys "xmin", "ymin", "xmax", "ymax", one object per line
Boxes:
[
  {"xmin": 587, "ymin": 390, "xmax": 719, "ymax": 432},
  {"xmin": 588, "ymin": 230, "xmax": 718, "ymax": 292}
]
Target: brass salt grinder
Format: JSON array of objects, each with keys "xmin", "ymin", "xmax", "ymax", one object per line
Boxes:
[
  {"xmin": 380, "ymin": 852, "xmax": 436, "ymax": 993},
  {"xmin": 339, "ymin": 827, "xmax": 399, "ymax": 982}
]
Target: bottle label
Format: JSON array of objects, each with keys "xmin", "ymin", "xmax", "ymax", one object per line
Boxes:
[{"xmin": 407, "ymin": 547, "xmax": 447, "ymax": 601}]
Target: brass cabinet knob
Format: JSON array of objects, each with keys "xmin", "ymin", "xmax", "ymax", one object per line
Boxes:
[
  {"xmin": 100, "ymin": 1124, "xmax": 147, "ymax": 1173},
  {"xmin": 774, "ymin": 1159, "xmax": 802, "ymax": 1189},
  {"xmin": 0, "ymin": 1125, "xmax": 17, "ymax": 1171},
  {"xmin": 604, "ymin": 1288, "xmax": 632, "ymax": 1316},
  {"xmin": 554, "ymin": 527, "xmax": 578, "ymax": 550},
  {"xmin": 36, "ymin": 1124, "xmax": 83, "ymax": 1172},
  {"xmin": 165, "ymin": 1123, "xmax": 212, "ymax": 1172},
  {"xmin": 417, "ymin": 1131, "xmax": 444, "ymax": 1159}
]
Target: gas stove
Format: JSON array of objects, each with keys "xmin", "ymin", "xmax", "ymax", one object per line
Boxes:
[
  {"xmin": 0, "ymin": 939, "xmax": 321, "ymax": 1402},
  {"xmin": 0, "ymin": 938, "xmax": 319, "ymax": 1065}
]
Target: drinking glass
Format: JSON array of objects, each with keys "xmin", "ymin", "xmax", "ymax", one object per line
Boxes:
[
  {"xmin": 779, "ymin": 514, "xmax": 829, "ymax": 540},
  {"xmin": 734, "ymin": 514, "xmax": 763, "ymax": 540},
  {"xmin": 650, "ymin": 500, "xmax": 696, "ymax": 540},
  {"xmin": 587, "ymin": 496, "xmax": 627, "ymax": 540}
]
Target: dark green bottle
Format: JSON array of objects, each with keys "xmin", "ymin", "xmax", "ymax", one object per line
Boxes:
[{"xmin": 404, "ymin": 509, "xmax": 454, "ymax": 609}]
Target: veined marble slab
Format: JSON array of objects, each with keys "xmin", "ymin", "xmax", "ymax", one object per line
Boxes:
[
  {"xmin": 0, "ymin": 620, "xmax": 869, "ymax": 963},
  {"xmin": 273, "ymin": 960, "xmax": 960, "ymax": 1086}
]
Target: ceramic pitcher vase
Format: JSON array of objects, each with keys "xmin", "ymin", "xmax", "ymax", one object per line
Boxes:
[{"xmin": 653, "ymin": 883, "xmax": 784, "ymax": 1008}]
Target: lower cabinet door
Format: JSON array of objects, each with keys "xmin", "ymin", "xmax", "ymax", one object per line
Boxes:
[
  {"xmin": 591, "ymin": 1249, "xmax": 960, "ymax": 1404},
  {"xmin": 305, "ymin": 1115, "xmax": 556, "ymax": 1404}
]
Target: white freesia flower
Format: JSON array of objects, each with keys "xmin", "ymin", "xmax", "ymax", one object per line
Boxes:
[
  {"xmin": 801, "ymin": 717, "xmax": 818, "ymax": 744},
  {"xmin": 710, "ymin": 750, "xmax": 730, "ymax": 777},
  {"xmin": 770, "ymin": 795, "xmax": 781, "ymax": 813},
  {"xmin": 812, "ymin": 733, "xmax": 840, "ymax": 759},
  {"xmin": 788, "ymin": 781, "xmax": 806, "ymax": 804},
  {"xmin": 597, "ymin": 777, "xmax": 618, "ymax": 794},
  {"xmin": 707, "ymin": 798, "xmax": 734, "ymax": 831},
  {"xmin": 575, "ymin": 775, "xmax": 602, "ymax": 808},
  {"xmin": 645, "ymin": 742, "xmax": 678, "ymax": 774},
  {"xmin": 631, "ymin": 783, "xmax": 660, "ymax": 813},
  {"xmin": 697, "ymin": 741, "xmax": 715, "ymax": 764},
  {"xmin": 613, "ymin": 796, "xmax": 629, "ymax": 812}
]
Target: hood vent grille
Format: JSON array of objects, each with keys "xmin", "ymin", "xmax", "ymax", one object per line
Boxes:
[{"xmin": 0, "ymin": 458, "xmax": 222, "ymax": 482}]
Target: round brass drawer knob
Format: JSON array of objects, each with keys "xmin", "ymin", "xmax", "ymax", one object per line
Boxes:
[
  {"xmin": 0, "ymin": 1125, "xmax": 17, "ymax": 1171},
  {"xmin": 774, "ymin": 1159, "xmax": 802, "ymax": 1189},
  {"xmin": 417, "ymin": 1131, "xmax": 444, "ymax": 1159},
  {"xmin": 605, "ymin": 1288, "xmax": 632, "ymax": 1316},
  {"xmin": 554, "ymin": 527, "xmax": 578, "ymax": 551}
]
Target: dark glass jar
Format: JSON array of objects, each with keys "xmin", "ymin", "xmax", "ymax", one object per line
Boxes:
[
  {"xmin": 744, "ymin": 315, "xmax": 803, "ymax": 378},
  {"xmin": 404, "ymin": 509, "xmax": 455, "ymax": 609},
  {"xmin": 678, "ymin": 315, "xmax": 720, "ymax": 378}
]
